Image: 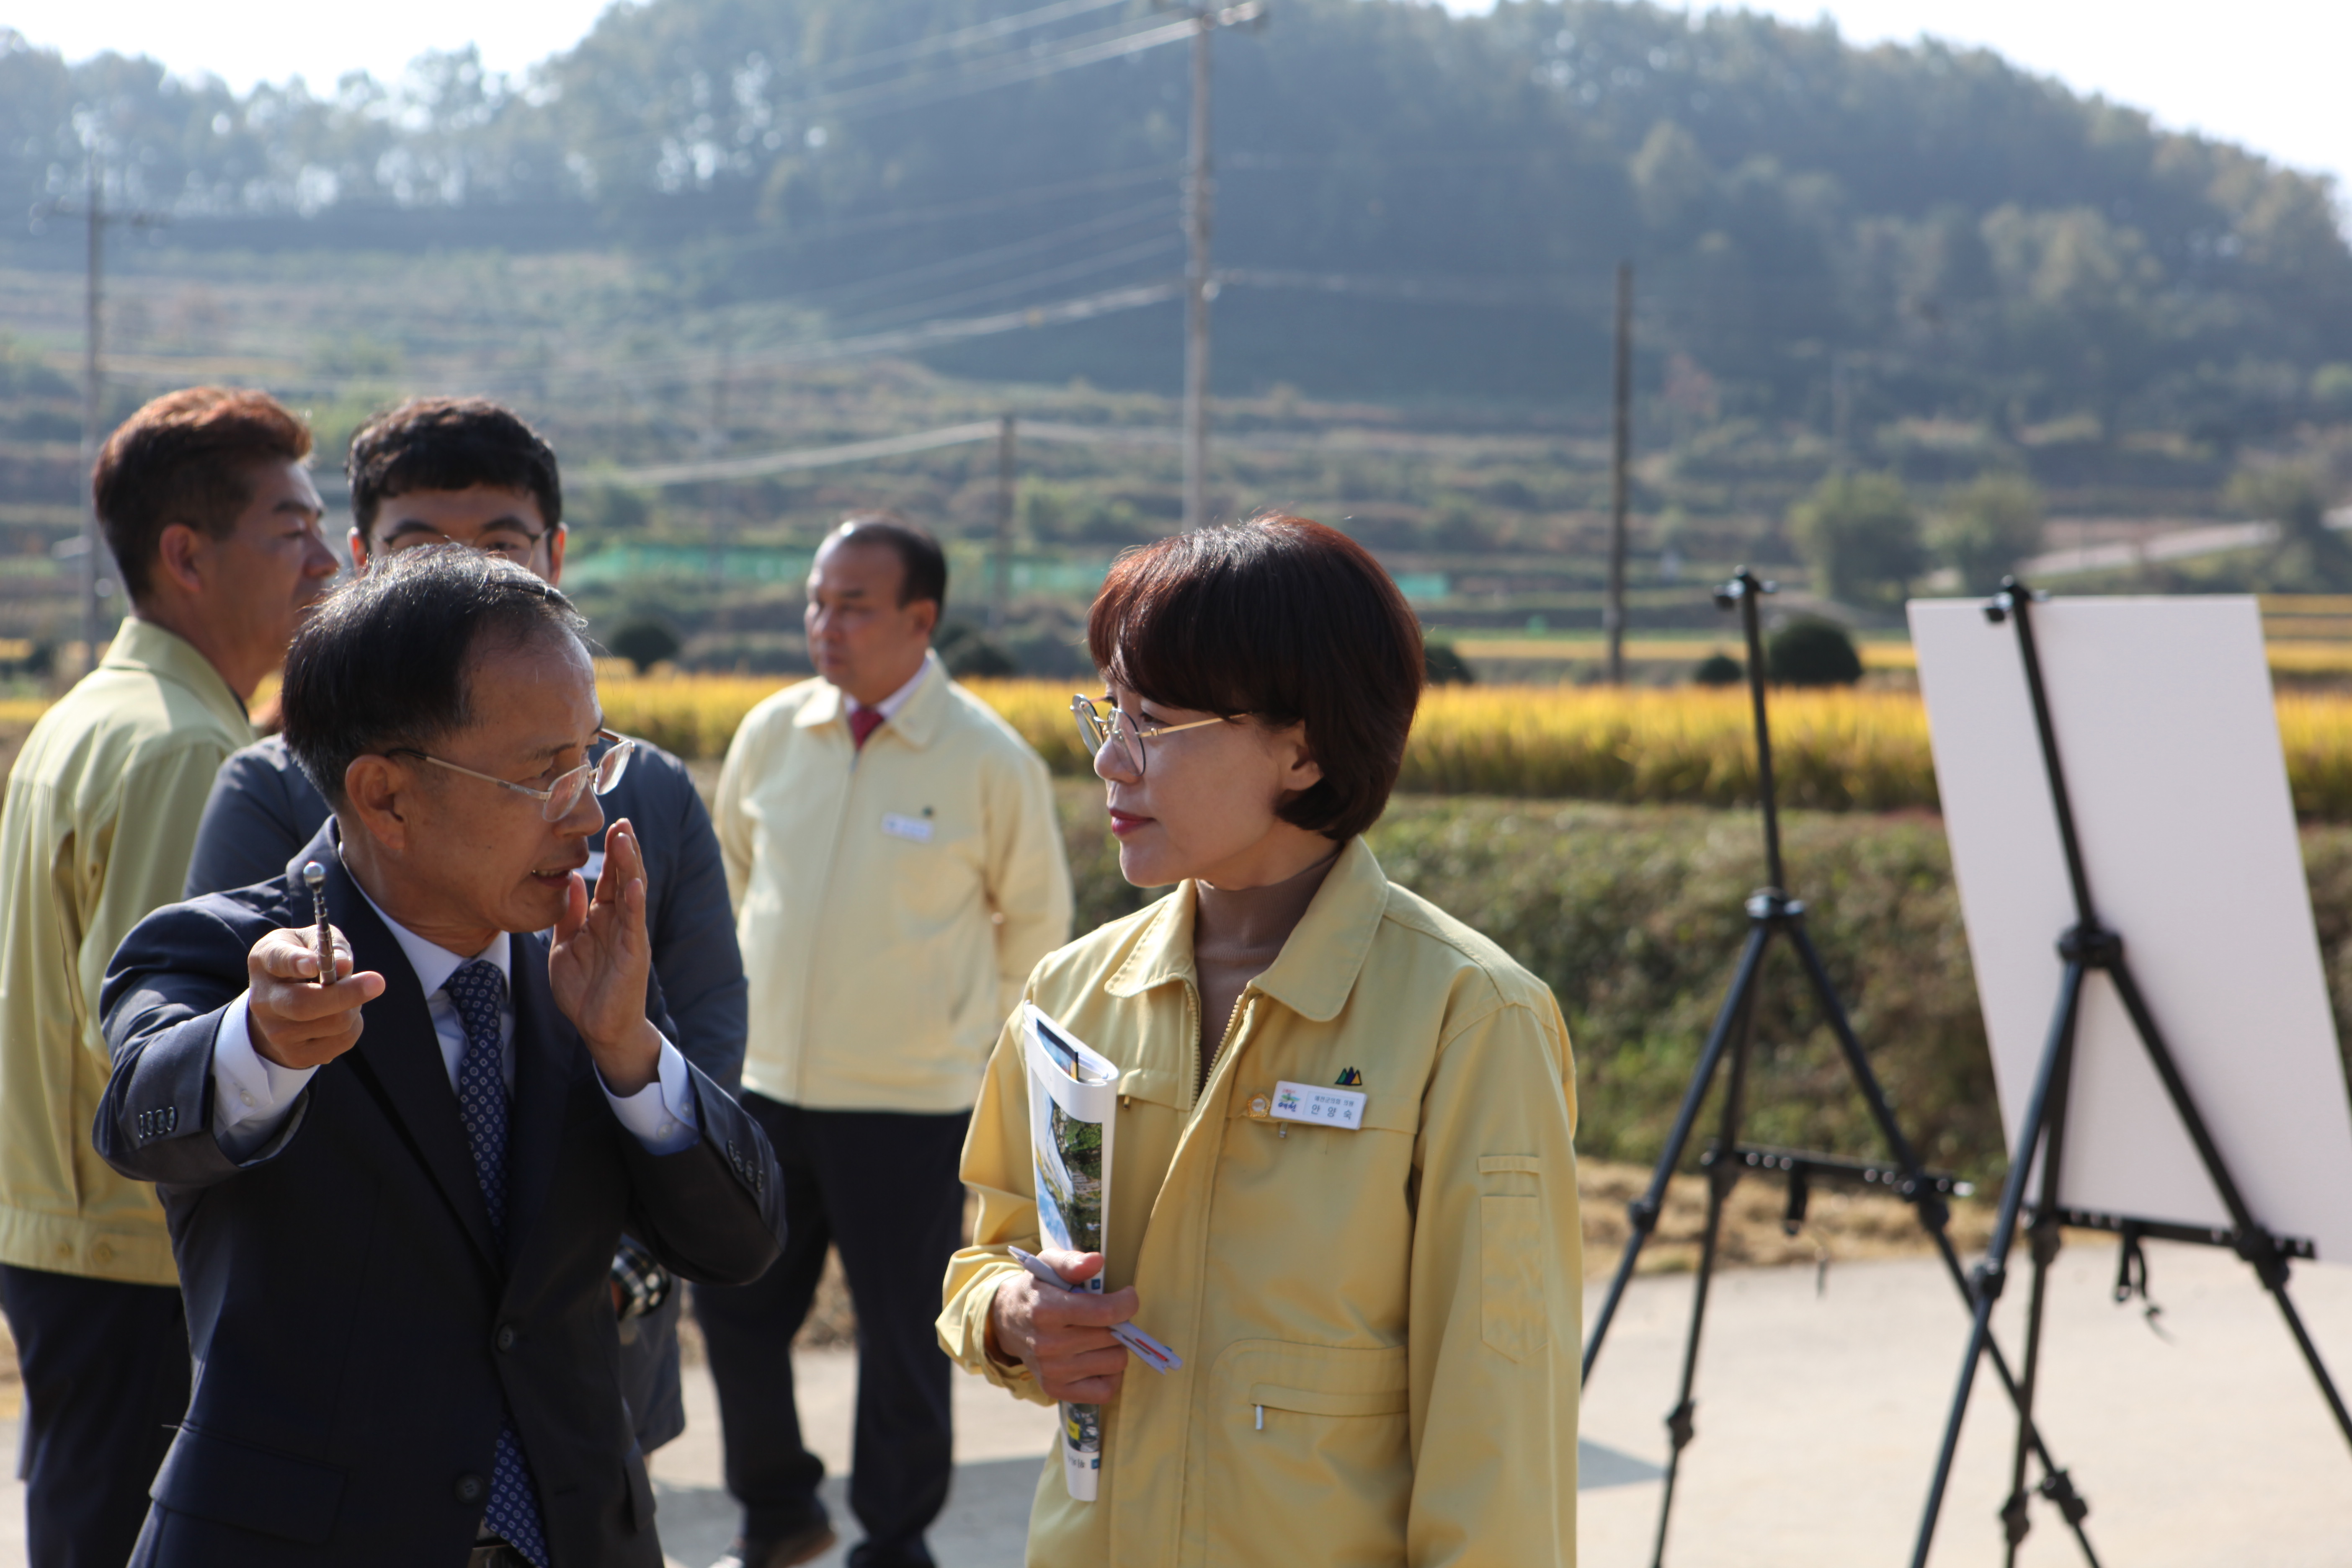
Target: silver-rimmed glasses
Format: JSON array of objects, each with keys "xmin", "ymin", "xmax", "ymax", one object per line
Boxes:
[
  {"xmin": 1070, "ymin": 694, "xmax": 1242, "ymax": 778},
  {"xmin": 400, "ymin": 729, "xmax": 636, "ymax": 821}
]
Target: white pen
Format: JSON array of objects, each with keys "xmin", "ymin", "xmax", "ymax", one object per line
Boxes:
[{"xmin": 1008, "ymin": 1245, "xmax": 1182, "ymax": 1374}]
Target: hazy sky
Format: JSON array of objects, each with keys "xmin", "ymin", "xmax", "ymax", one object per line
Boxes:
[{"xmin": 9, "ymin": 0, "xmax": 2346, "ymax": 192}]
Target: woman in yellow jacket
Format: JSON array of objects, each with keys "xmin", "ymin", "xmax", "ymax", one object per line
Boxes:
[{"xmin": 937, "ymin": 514, "xmax": 1581, "ymax": 1567}]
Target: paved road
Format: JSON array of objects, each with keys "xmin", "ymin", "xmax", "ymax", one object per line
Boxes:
[{"xmin": 8, "ymin": 1239, "xmax": 2349, "ymax": 1565}]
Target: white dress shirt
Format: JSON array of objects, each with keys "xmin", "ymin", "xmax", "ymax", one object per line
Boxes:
[
  {"xmin": 210, "ymin": 867, "xmax": 701, "ymax": 1162},
  {"xmin": 845, "ymin": 655, "xmax": 931, "ymax": 725}
]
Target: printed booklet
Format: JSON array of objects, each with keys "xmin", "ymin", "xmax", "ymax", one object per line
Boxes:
[{"xmin": 1022, "ymin": 1002, "xmax": 1120, "ymax": 1502}]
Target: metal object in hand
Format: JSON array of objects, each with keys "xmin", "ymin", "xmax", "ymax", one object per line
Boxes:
[
  {"xmin": 1008, "ymin": 1245, "xmax": 1181, "ymax": 1373},
  {"xmin": 303, "ymin": 861, "xmax": 331, "ymax": 987}
]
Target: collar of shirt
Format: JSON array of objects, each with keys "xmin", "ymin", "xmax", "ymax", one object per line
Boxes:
[
  {"xmin": 844, "ymin": 652, "xmax": 933, "ymax": 723},
  {"xmin": 340, "ymin": 850, "xmax": 516, "ymax": 1093}
]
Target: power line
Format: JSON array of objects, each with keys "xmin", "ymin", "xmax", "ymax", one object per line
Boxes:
[
  {"xmin": 835, "ymin": 233, "xmax": 1179, "ymax": 331},
  {"xmin": 810, "ymin": 0, "xmax": 1137, "ymax": 85},
  {"xmin": 785, "ymin": 197, "xmax": 1172, "ymax": 313}
]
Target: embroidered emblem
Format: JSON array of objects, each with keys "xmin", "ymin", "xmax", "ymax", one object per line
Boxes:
[{"xmin": 1336, "ymin": 1066, "xmax": 1364, "ymax": 1086}]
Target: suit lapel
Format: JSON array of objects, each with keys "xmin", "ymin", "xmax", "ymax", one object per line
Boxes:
[
  {"xmin": 503, "ymin": 933, "xmax": 583, "ymax": 1264},
  {"xmin": 300, "ymin": 825, "xmax": 503, "ymax": 1271}
]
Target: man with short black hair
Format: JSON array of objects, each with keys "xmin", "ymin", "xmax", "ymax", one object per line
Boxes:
[
  {"xmin": 184, "ymin": 395, "xmax": 744, "ymax": 1459},
  {"xmin": 0, "ymin": 386, "xmax": 337, "ymax": 1565},
  {"xmin": 97, "ymin": 547, "xmax": 786, "ymax": 1568},
  {"xmin": 698, "ymin": 513, "xmax": 1071, "ymax": 1568}
]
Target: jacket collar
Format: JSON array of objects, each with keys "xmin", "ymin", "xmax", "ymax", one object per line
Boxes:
[
  {"xmin": 101, "ymin": 616, "xmax": 253, "ymax": 741},
  {"xmin": 1103, "ymin": 837, "xmax": 1389, "ymax": 1024},
  {"xmin": 792, "ymin": 650, "xmax": 950, "ymax": 749}
]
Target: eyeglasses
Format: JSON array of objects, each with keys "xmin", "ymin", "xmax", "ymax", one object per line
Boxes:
[
  {"xmin": 1070, "ymin": 694, "xmax": 1243, "ymax": 778},
  {"xmin": 397, "ymin": 730, "xmax": 635, "ymax": 821}
]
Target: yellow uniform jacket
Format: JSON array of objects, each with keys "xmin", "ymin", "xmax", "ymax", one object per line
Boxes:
[{"xmin": 940, "ymin": 836, "xmax": 1581, "ymax": 1567}]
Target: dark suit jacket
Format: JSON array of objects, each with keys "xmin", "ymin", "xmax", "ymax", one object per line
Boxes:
[
  {"xmin": 184, "ymin": 734, "xmax": 748, "ymax": 1093},
  {"xmin": 96, "ymin": 823, "xmax": 786, "ymax": 1568}
]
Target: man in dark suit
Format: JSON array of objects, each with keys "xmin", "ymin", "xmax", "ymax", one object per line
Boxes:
[
  {"xmin": 181, "ymin": 397, "xmax": 746, "ymax": 1456},
  {"xmin": 94, "ymin": 547, "xmax": 785, "ymax": 1568}
]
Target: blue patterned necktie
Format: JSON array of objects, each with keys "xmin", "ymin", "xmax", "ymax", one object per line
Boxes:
[{"xmin": 444, "ymin": 959, "xmax": 551, "ymax": 1568}]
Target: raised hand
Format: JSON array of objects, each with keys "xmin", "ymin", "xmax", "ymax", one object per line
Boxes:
[
  {"xmin": 987, "ymin": 1248, "xmax": 1139, "ymax": 1404},
  {"xmin": 549, "ymin": 818, "xmax": 663, "ymax": 1095},
  {"xmin": 247, "ymin": 926, "xmax": 385, "ymax": 1070}
]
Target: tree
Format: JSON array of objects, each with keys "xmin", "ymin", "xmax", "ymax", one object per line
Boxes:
[
  {"xmin": 607, "ymin": 618, "xmax": 681, "ymax": 673},
  {"xmin": 1928, "ymin": 472, "xmax": 2045, "ymax": 593},
  {"xmin": 1766, "ymin": 619, "xmax": 1863, "ymax": 686},
  {"xmin": 1788, "ymin": 470, "xmax": 1924, "ymax": 608},
  {"xmin": 2230, "ymin": 465, "xmax": 2352, "ymax": 591}
]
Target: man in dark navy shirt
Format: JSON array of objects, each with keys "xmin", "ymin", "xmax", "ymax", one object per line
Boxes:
[{"xmin": 185, "ymin": 397, "xmax": 745, "ymax": 1456}]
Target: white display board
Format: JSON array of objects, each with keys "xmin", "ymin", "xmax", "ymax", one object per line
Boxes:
[{"xmin": 1910, "ymin": 595, "xmax": 2352, "ymax": 1263}]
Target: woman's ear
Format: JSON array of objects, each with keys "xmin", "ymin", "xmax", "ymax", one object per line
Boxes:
[{"xmin": 1274, "ymin": 723, "xmax": 1324, "ymax": 791}]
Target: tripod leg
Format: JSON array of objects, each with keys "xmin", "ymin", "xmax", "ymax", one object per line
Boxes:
[
  {"xmin": 1912, "ymin": 961, "xmax": 2087, "ymax": 1568},
  {"xmin": 1649, "ymin": 970, "xmax": 1764, "ymax": 1568},
  {"xmin": 2001, "ymin": 973, "xmax": 2082, "ymax": 1568},
  {"xmin": 1584, "ymin": 922, "xmax": 1775, "ymax": 1387},
  {"xmin": 2103, "ymin": 959, "xmax": 2352, "ymax": 1451},
  {"xmin": 1787, "ymin": 924, "xmax": 2100, "ymax": 1567}
]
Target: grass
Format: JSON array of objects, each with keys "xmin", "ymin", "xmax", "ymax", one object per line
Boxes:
[{"xmin": 1049, "ymin": 781, "xmax": 2352, "ymax": 1186}]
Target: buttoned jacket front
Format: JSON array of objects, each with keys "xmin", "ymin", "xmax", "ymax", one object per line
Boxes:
[
  {"xmin": 716, "ymin": 654, "xmax": 1072, "ymax": 1112},
  {"xmin": 939, "ymin": 837, "xmax": 1583, "ymax": 1568}
]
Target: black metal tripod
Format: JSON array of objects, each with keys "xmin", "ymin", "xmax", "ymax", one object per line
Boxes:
[
  {"xmin": 1579, "ymin": 569, "xmax": 2098, "ymax": 1568},
  {"xmin": 1908, "ymin": 580, "xmax": 2352, "ymax": 1568}
]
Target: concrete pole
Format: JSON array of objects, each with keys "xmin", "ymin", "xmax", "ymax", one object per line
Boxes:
[
  {"xmin": 1606, "ymin": 261, "xmax": 1633, "ymax": 685},
  {"xmin": 80, "ymin": 144, "xmax": 104, "ymax": 675},
  {"xmin": 1181, "ymin": 11, "xmax": 1213, "ymax": 531},
  {"xmin": 992, "ymin": 414, "xmax": 1016, "ymax": 634}
]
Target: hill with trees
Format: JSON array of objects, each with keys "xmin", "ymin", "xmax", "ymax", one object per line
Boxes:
[{"xmin": 5, "ymin": 0, "xmax": 2349, "ymax": 444}]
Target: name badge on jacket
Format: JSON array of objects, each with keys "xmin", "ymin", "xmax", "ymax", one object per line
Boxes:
[
  {"xmin": 882, "ymin": 812, "xmax": 934, "ymax": 844},
  {"xmin": 1270, "ymin": 1081, "xmax": 1366, "ymax": 1130}
]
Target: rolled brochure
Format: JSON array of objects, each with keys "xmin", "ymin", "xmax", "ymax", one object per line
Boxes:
[{"xmin": 1022, "ymin": 1002, "xmax": 1119, "ymax": 1503}]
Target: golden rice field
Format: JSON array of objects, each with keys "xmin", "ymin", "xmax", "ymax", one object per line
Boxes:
[{"xmin": 13, "ymin": 673, "xmax": 2352, "ymax": 818}]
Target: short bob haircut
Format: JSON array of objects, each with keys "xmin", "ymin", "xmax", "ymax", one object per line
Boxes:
[
  {"xmin": 347, "ymin": 397, "xmax": 563, "ymax": 544},
  {"xmin": 93, "ymin": 387, "xmax": 312, "ymax": 603},
  {"xmin": 1087, "ymin": 513, "xmax": 1423, "ymax": 842},
  {"xmin": 282, "ymin": 547, "xmax": 587, "ymax": 809}
]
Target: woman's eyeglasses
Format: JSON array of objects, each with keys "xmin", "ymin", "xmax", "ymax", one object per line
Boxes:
[
  {"xmin": 1069, "ymin": 695, "xmax": 1242, "ymax": 778},
  {"xmin": 397, "ymin": 730, "xmax": 636, "ymax": 821}
]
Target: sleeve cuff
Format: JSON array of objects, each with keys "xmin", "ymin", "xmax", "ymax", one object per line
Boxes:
[
  {"xmin": 601, "ymin": 1040, "xmax": 700, "ymax": 1154},
  {"xmin": 211, "ymin": 994, "xmax": 317, "ymax": 1160}
]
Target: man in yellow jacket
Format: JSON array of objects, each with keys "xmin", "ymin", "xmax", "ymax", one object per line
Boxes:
[
  {"xmin": 700, "ymin": 514, "xmax": 1072, "ymax": 1568},
  {"xmin": 0, "ymin": 387, "xmax": 336, "ymax": 1565}
]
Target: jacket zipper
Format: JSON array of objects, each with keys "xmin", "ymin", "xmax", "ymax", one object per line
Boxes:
[{"xmin": 794, "ymin": 727, "xmax": 860, "ymax": 1104}]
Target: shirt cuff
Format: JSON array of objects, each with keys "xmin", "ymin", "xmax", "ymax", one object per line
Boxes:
[
  {"xmin": 211, "ymin": 994, "xmax": 319, "ymax": 1161},
  {"xmin": 600, "ymin": 1040, "xmax": 700, "ymax": 1154}
]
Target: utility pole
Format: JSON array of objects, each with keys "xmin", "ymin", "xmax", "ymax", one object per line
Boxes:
[
  {"xmin": 991, "ymin": 414, "xmax": 1016, "ymax": 634},
  {"xmin": 33, "ymin": 140, "xmax": 164, "ymax": 676},
  {"xmin": 79, "ymin": 142, "xmax": 103, "ymax": 675},
  {"xmin": 1163, "ymin": 1, "xmax": 1266, "ymax": 532},
  {"xmin": 1605, "ymin": 261, "xmax": 1633, "ymax": 685}
]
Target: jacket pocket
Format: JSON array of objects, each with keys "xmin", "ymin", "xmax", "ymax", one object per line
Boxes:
[
  {"xmin": 1480, "ymin": 1195, "xmax": 1548, "ymax": 1362},
  {"xmin": 150, "ymin": 1422, "xmax": 346, "ymax": 1545},
  {"xmin": 1202, "ymin": 1341, "xmax": 1410, "ymax": 1567}
]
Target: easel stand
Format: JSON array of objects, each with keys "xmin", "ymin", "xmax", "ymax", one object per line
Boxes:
[
  {"xmin": 1581, "ymin": 571, "xmax": 2099, "ymax": 1568},
  {"xmin": 1909, "ymin": 581, "xmax": 2352, "ymax": 1568}
]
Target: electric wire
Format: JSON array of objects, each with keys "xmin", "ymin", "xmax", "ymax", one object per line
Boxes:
[{"xmin": 782, "ymin": 196, "xmax": 1172, "ymax": 312}]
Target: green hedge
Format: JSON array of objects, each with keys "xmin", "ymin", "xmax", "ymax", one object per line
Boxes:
[{"xmin": 1056, "ymin": 783, "xmax": 2352, "ymax": 1185}]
